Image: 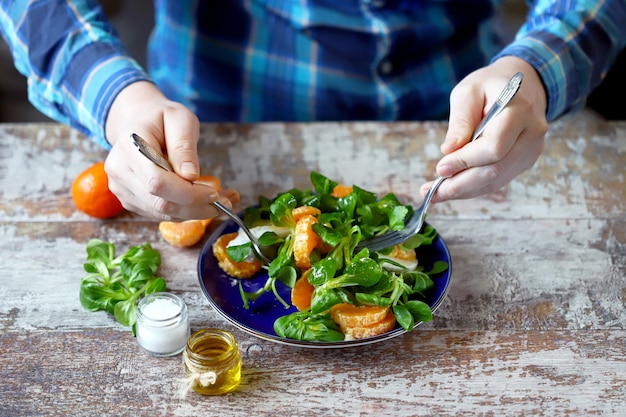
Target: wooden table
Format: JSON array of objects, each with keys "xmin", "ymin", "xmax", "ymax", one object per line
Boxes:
[{"xmin": 1, "ymin": 114, "xmax": 625, "ymax": 416}]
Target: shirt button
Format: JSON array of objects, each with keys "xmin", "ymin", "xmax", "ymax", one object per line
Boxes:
[{"xmin": 379, "ymin": 60, "xmax": 393, "ymax": 75}]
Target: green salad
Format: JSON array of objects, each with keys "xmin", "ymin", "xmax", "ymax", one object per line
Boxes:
[{"xmin": 222, "ymin": 171, "xmax": 448, "ymax": 342}]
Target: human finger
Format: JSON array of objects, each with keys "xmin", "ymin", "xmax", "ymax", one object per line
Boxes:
[
  {"xmin": 106, "ymin": 134, "xmax": 223, "ymax": 220},
  {"xmin": 421, "ymin": 124, "xmax": 544, "ymax": 202},
  {"xmin": 441, "ymin": 77, "xmax": 485, "ymax": 155},
  {"xmin": 436, "ymin": 105, "xmax": 523, "ymax": 178},
  {"xmin": 162, "ymin": 104, "xmax": 201, "ymax": 181}
]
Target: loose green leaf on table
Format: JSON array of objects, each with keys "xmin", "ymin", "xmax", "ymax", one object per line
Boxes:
[{"xmin": 79, "ymin": 239, "xmax": 166, "ymax": 335}]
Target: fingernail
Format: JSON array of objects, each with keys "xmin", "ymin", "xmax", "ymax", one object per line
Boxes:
[
  {"xmin": 180, "ymin": 162, "xmax": 198, "ymax": 176},
  {"xmin": 206, "ymin": 190, "xmax": 219, "ymax": 199},
  {"xmin": 227, "ymin": 190, "xmax": 241, "ymax": 204},
  {"xmin": 438, "ymin": 164, "xmax": 454, "ymax": 177}
]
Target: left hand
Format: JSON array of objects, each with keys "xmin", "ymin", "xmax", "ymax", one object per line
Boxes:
[{"xmin": 420, "ymin": 56, "xmax": 548, "ymax": 203}]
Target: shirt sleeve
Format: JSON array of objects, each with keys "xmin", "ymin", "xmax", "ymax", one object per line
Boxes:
[
  {"xmin": 0, "ymin": 0, "xmax": 151, "ymax": 149},
  {"xmin": 492, "ymin": 0, "xmax": 626, "ymax": 121}
]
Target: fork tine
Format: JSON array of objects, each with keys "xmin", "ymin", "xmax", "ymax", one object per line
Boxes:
[
  {"xmin": 211, "ymin": 201, "xmax": 274, "ymax": 265},
  {"xmin": 356, "ymin": 194, "xmax": 428, "ymax": 251},
  {"xmin": 359, "ymin": 236, "xmax": 400, "ymax": 252},
  {"xmin": 360, "ymin": 233, "xmax": 406, "ymax": 252},
  {"xmin": 356, "ymin": 212, "xmax": 424, "ymax": 252}
]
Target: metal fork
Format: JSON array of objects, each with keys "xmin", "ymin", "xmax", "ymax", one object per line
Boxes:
[
  {"xmin": 356, "ymin": 72, "xmax": 524, "ymax": 252},
  {"xmin": 130, "ymin": 133, "xmax": 274, "ymax": 264}
]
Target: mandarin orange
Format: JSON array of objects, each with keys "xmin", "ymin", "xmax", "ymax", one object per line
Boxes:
[{"xmin": 71, "ymin": 161, "xmax": 124, "ymax": 219}]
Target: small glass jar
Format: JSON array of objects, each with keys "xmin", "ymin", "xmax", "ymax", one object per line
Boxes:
[
  {"xmin": 182, "ymin": 328, "xmax": 242, "ymax": 395},
  {"xmin": 136, "ymin": 292, "xmax": 190, "ymax": 357}
]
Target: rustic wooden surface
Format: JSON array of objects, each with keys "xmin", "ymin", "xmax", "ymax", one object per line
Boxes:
[{"xmin": 1, "ymin": 115, "xmax": 625, "ymax": 416}]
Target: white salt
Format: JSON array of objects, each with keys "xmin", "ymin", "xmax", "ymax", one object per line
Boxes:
[
  {"xmin": 135, "ymin": 293, "xmax": 190, "ymax": 357},
  {"xmin": 142, "ymin": 297, "xmax": 181, "ymax": 321}
]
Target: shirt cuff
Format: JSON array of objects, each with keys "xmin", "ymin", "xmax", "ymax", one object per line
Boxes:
[
  {"xmin": 492, "ymin": 37, "xmax": 582, "ymax": 122},
  {"xmin": 25, "ymin": 46, "xmax": 152, "ymax": 149}
]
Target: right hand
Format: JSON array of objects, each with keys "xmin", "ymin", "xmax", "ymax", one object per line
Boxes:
[
  {"xmin": 103, "ymin": 81, "xmax": 239, "ymax": 220},
  {"xmin": 420, "ymin": 57, "xmax": 548, "ymax": 203}
]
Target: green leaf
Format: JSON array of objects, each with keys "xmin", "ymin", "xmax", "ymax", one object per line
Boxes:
[
  {"xmin": 269, "ymin": 193, "xmax": 298, "ymax": 228},
  {"xmin": 354, "ymin": 292, "xmax": 391, "ymax": 307},
  {"xmin": 268, "ymin": 252, "xmax": 294, "ymax": 277},
  {"xmin": 79, "ymin": 240, "xmax": 167, "ymax": 334},
  {"xmin": 427, "ymin": 261, "xmax": 449, "ymax": 276},
  {"xmin": 144, "ymin": 277, "xmax": 167, "ymax": 294},
  {"xmin": 258, "ymin": 231, "xmax": 283, "ymax": 246},
  {"xmin": 337, "ymin": 193, "xmax": 358, "ymax": 221},
  {"xmin": 276, "ymin": 266, "xmax": 297, "ymax": 290},
  {"xmin": 226, "ymin": 243, "xmax": 254, "ymax": 262},
  {"xmin": 114, "ymin": 297, "xmax": 138, "ymax": 327},
  {"xmin": 393, "ymin": 304, "xmax": 414, "ymax": 331},
  {"xmin": 310, "ymin": 288, "xmax": 351, "ymax": 314},
  {"xmin": 309, "ymin": 258, "xmax": 338, "ymax": 286},
  {"xmin": 408, "ymin": 271, "xmax": 434, "ymax": 293},
  {"xmin": 85, "ymin": 239, "xmax": 115, "ymax": 264},
  {"xmin": 310, "ymin": 171, "xmax": 337, "ymax": 195},
  {"xmin": 389, "ymin": 205, "xmax": 409, "ymax": 230},
  {"xmin": 79, "ymin": 283, "xmax": 119, "ymax": 313},
  {"xmin": 274, "ymin": 311, "xmax": 344, "ymax": 342},
  {"xmin": 312, "ymin": 223, "xmax": 343, "ymax": 247},
  {"xmin": 404, "ymin": 300, "xmax": 433, "ymax": 323},
  {"xmin": 342, "ymin": 256, "xmax": 383, "ymax": 287},
  {"xmin": 402, "ymin": 224, "xmax": 438, "ymax": 249}
]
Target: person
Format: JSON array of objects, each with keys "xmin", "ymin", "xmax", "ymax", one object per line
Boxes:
[{"xmin": 1, "ymin": 0, "xmax": 625, "ymax": 221}]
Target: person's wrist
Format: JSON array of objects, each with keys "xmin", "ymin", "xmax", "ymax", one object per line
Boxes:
[
  {"xmin": 492, "ymin": 56, "xmax": 547, "ymax": 114},
  {"xmin": 104, "ymin": 81, "xmax": 166, "ymax": 146}
]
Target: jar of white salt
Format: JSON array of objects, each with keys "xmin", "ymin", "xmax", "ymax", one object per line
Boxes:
[{"xmin": 136, "ymin": 292, "xmax": 190, "ymax": 357}]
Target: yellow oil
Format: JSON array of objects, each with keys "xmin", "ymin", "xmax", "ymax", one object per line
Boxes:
[{"xmin": 183, "ymin": 329, "xmax": 241, "ymax": 395}]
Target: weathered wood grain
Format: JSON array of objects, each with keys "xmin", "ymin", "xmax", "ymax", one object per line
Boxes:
[
  {"xmin": 1, "ymin": 115, "xmax": 625, "ymax": 416},
  {"xmin": 1, "ymin": 330, "xmax": 624, "ymax": 417}
]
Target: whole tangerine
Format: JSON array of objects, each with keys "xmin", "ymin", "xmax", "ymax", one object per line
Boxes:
[{"xmin": 71, "ymin": 161, "xmax": 124, "ymax": 219}]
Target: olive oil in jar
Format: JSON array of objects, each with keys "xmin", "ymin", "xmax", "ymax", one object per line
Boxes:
[{"xmin": 182, "ymin": 328, "xmax": 241, "ymax": 395}]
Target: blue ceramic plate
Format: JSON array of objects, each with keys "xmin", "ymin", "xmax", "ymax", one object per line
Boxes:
[{"xmin": 198, "ymin": 218, "xmax": 452, "ymax": 348}]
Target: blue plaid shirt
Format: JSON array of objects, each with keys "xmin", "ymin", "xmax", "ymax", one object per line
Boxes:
[{"xmin": 1, "ymin": 0, "xmax": 626, "ymax": 149}]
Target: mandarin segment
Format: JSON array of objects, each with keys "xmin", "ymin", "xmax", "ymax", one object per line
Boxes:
[
  {"xmin": 159, "ymin": 219, "xmax": 210, "ymax": 247},
  {"xmin": 342, "ymin": 312, "xmax": 396, "ymax": 340},
  {"xmin": 158, "ymin": 174, "xmax": 221, "ymax": 247},
  {"xmin": 292, "ymin": 205, "xmax": 321, "ymax": 222},
  {"xmin": 330, "ymin": 303, "xmax": 390, "ymax": 328},
  {"xmin": 290, "ymin": 269, "xmax": 315, "ymax": 311},
  {"xmin": 212, "ymin": 232, "xmax": 262, "ymax": 279},
  {"xmin": 330, "ymin": 184, "xmax": 353, "ymax": 198},
  {"xmin": 293, "ymin": 214, "xmax": 320, "ymax": 270},
  {"xmin": 330, "ymin": 303, "xmax": 395, "ymax": 340}
]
